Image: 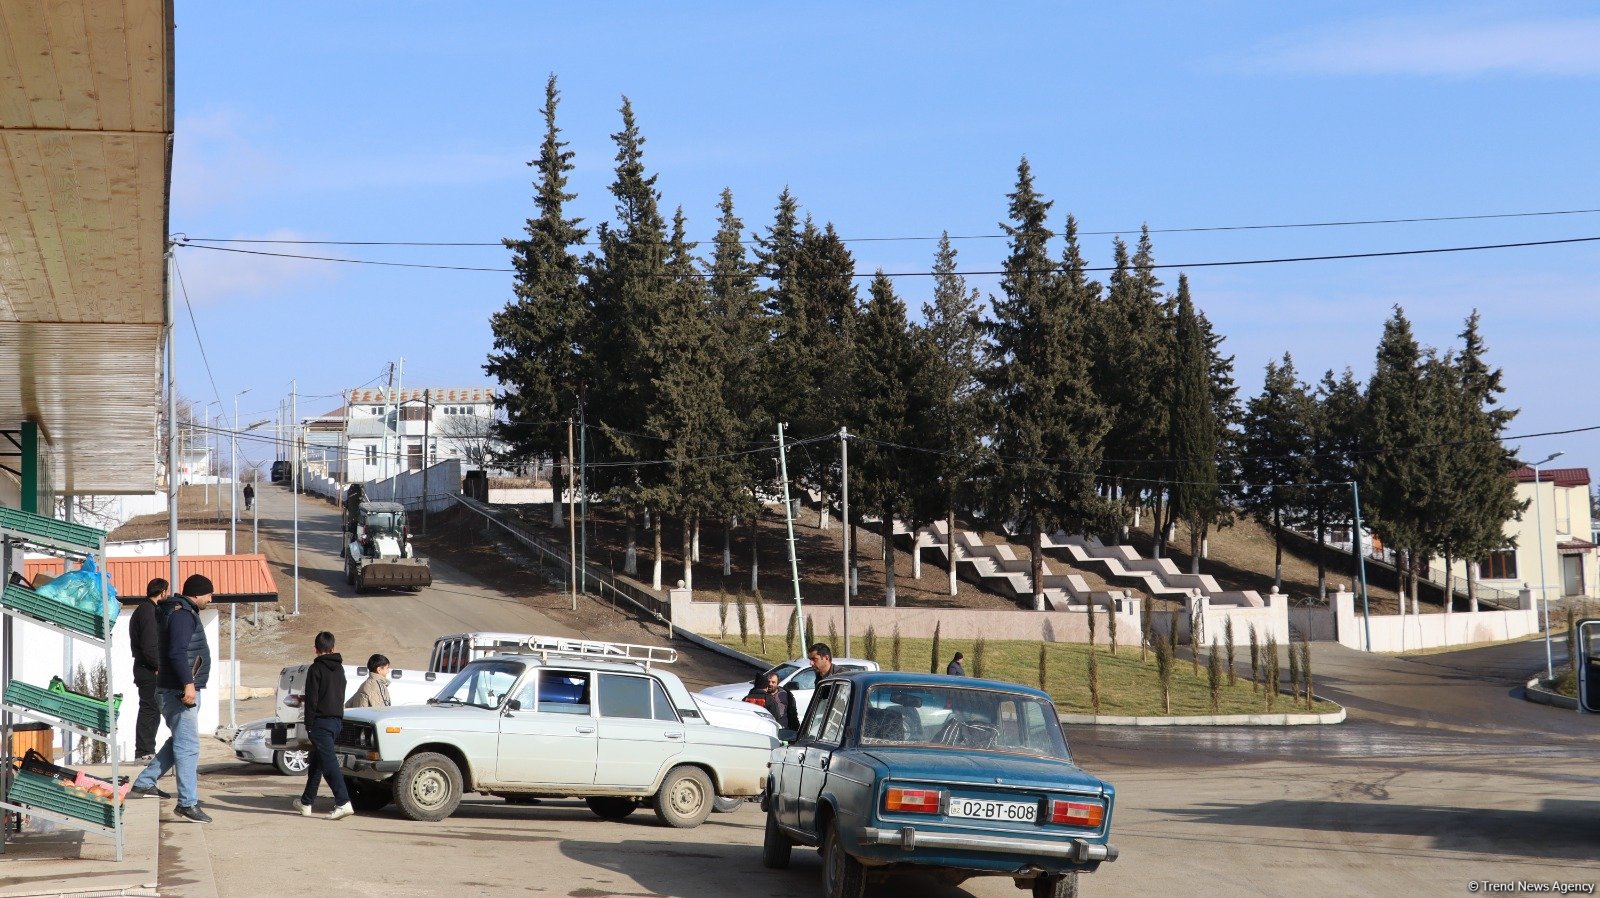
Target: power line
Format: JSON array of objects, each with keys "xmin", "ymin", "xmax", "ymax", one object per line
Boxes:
[
  {"xmin": 172, "ymin": 256, "xmax": 223, "ymax": 407},
  {"xmin": 174, "ymin": 233, "xmax": 1600, "ymax": 278},
  {"xmin": 175, "ymin": 205, "xmax": 1600, "ymax": 248}
]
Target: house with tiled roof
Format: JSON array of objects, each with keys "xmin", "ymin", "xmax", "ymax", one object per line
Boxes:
[
  {"xmin": 309, "ymin": 387, "xmax": 500, "ymax": 484},
  {"xmin": 1471, "ymin": 466, "xmax": 1597, "ymax": 601}
]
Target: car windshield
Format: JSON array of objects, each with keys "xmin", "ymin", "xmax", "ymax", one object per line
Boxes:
[
  {"xmin": 365, "ymin": 512, "xmax": 399, "ymax": 532},
  {"xmin": 434, "ymin": 659, "xmax": 524, "ymax": 709},
  {"xmin": 860, "ymin": 684, "xmax": 1071, "ymax": 759}
]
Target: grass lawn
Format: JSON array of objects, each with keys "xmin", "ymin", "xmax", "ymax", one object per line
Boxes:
[{"xmin": 715, "ymin": 634, "xmax": 1340, "ymax": 717}]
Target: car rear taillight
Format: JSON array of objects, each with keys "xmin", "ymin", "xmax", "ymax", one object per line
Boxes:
[
  {"xmin": 1048, "ymin": 799, "xmax": 1105, "ymax": 829},
  {"xmin": 884, "ymin": 788, "xmax": 944, "ymax": 815}
]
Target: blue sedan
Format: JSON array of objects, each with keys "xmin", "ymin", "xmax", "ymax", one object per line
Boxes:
[{"xmin": 762, "ymin": 671, "xmax": 1117, "ymax": 897}]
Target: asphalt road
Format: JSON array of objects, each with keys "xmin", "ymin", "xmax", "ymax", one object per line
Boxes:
[{"xmin": 163, "ymin": 484, "xmax": 1600, "ymax": 898}]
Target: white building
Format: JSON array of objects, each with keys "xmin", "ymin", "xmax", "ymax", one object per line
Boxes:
[{"xmin": 307, "ymin": 387, "xmax": 500, "ymax": 485}]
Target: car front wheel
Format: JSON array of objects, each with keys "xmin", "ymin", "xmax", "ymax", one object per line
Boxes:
[
  {"xmin": 1033, "ymin": 873, "xmax": 1080, "ymax": 898},
  {"xmin": 273, "ymin": 749, "xmax": 309, "ymax": 776},
  {"xmin": 822, "ymin": 819, "xmax": 867, "ymax": 898},
  {"xmin": 393, "ymin": 751, "xmax": 462, "ymax": 822},
  {"xmin": 653, "ymin": 766, "xmax": 714, "ymax": 829},
  {"xmin": 761, "ymin": 806, "xmax": 792, "ymax": 869}
]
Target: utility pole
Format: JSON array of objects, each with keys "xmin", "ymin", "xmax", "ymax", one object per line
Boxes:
[
  {"xmin": 840, "ymin": 427, "xmax": 850, "ymax": 657},
  {"xmin": 777, "ymin": 422, "xmax": 806, "ymax": 651},
  {"xmin": 1351, "ymin": 481, "xmax": 1371, "ymax": 653},
  {"xmin": 567, "ymin": 417, "xmax": 577, "ymax": 612},
  {"xmin": 578, "ymin": 390, "xmax": 588, "ymax": 596},
  {"xmin": 291, "ymin": 379, "xmax": 300, "ymax": 616},
  {"xmin": 166, "ymin": 247, "xmax": 179, "ymax": 606},
  {"xmin": 394, "ymin": 357, "xmax": 405, "ymax": 497},
  {"xmin": 420, "ymin": 388, "xmax": 431, "ymax": 533}
]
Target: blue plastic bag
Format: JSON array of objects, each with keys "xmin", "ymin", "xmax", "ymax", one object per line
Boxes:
[{"xmin": 36, "ymin": 556, "xmax": 120, "ymax": 625}]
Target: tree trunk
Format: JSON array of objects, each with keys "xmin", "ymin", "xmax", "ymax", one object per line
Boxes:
[
  {"xmin": 911, "ymin": 528, "xmax": 922, "ymax": 580},
  {"xmin": 682, "ymin": 515, "xmax": 693, "ymax": 592},
  {"xmin": 850, "ymin": 521, "xmax": 861, "ymax": 597},
  {"xmin": 1443, "ymin": 552, "xmax": 1454, "ymax": 623},
  {"xmin": 1315, "ymin": 511, "xmax": 1327, "ymax": 601},
  {"xmin": 1188, "ymin": 520, "xmax": 1202, "ymax": 575},
  {"xmin": 1467, "ymin": 559, "xmax": 1479, "ymax": 612},
  {"xmin": 1152, "ymin": 488, "xmax": 1166, "ymax": 558},
  {"xmin": 1030, "ymin": 518, "xmax": 1046, "ymax": 612},
  {"xmin": 652, "ymin": 507, "xmax": 663, "ymax": 591},
  {"xmin": 818, "ymin": 494, "xmax": 829, "ymax": 530},
  {"xmin": 723, "ymin": 516, "xmax": 733, "ymax": 577},
  {"xmin": 947, "ymin": 510, "xmax": 959, "ymax": 596},
  {"xmin": 551, "ymin": 459, "xmax": 564, "ymax": 528},
  {"xmin": 882, "ymin": 511, "xmax": 897, "ymax": 608},
  {"xmin": 1272, "ymin": 505, "xmax": 1284, "ymax": 592},
  {"xmin": 749, "ymin": 510, "xmax": 760, "ymax": 593},
  {"xmin": 692, "ymin": 516, "xmax": 701, "ymax": 563},
  {"xmin": 624, "ymin": 510, "xmax": 639, "ymax": 576}
]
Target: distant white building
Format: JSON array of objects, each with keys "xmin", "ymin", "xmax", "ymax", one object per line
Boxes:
[{"xmin": 304, "ymin": 387, "xmax": 501, "ymax": 484}]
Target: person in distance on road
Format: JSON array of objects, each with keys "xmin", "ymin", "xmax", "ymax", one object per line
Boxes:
[
  {"xmin": 946, "ymin": 651, "xmax": 966, "ymax": 677},
  {"xmin": 346, "ymin": 653, "xmax": 393, "ymax": 709},
  {"xmin": 807, "ymin": 642, "xmax": 836, "ymax": 681},
  {"xmin": 242, "ymin": 482, "xmax": 255, "ymax": 511},
  {"xmin": 295, "ymin": 631, "xmax": 354, "ymax": 821}
]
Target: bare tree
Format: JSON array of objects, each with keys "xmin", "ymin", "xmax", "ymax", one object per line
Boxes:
[{"xmin": 436, "ymin": 411, "xmax": 499, "ymax": 470}]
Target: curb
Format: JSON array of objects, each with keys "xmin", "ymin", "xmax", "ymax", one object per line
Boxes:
[
  {"xmin": 673, "ymin": 629, "xmax": 770, "ymax": 671},
  {"xmin": 1524, "ymin": 675, "xmax": 1578, "ymax": 711},
  {"xmin": 1060, "ymin": 705, "xmax": 1346, "ymax": 726}
]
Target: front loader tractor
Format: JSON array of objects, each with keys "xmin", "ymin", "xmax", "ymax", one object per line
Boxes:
[{"xmin": 342, "ymin": 491, "xmax": 432, "ymax": 592}]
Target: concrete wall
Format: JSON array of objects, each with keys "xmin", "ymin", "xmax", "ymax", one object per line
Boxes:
[
  {"xmin": 488, "ymin": 487, "xmax": 553, "ymax": 505},
  {"xmin": 363, "ymin": 458, "xmax": 462, "ymax": 512},
  {"xmin": 1169, "ymin": 591, "xmax": 1293, "ymax": 647},
  {"xmin": 99, "ymin": 530, "xmax": 227, "ymax": 557},
  {"xmin": 1331, "ymin": 588, "xmax": 1540, "ymax": 652}
]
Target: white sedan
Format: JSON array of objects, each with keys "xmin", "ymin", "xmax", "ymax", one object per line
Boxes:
[
  {"xmin": 698, "ymin": 656, "xmax": 880, "ymax": 722},
  {"xmin": 231, "ymin": 717, "xmax": 310, "ymax": 776}
]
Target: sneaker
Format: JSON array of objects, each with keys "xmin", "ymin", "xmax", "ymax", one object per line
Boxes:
[
  {"xmin": 128, "ymin": 784, "xmax": 170, "ymax": 799},
  {"xmin": 135, "ymin": 753, "xmax": 156, "ymax": 763},
  {"xmin": 175, "ymin": 804, "xmax": 213, "ymax": 824},
  {"xmin": 292, "ymin": 798, "xmax": 315, "ymax": 817},
  {"xmin": 326, "ymin": 802, "xmax": 354, "ymax": 821}
]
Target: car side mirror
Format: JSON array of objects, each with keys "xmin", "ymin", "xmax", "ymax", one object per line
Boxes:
[
  {"xmin": 778, "ymin": 728, "xmax": 797, "ymax": 743},
  {"xmin": 505, "ymin": 699, "xmax": 521, "ymax": 712}
]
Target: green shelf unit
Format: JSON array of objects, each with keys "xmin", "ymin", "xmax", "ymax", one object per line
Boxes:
[
  {"xmin": 4, "ymin": 681, "xmax": 116, "ymax": 733},
  {"xmin": 0, "ymin": 583, "xmax": 108, "ymax": 642},
  {"xmin": 5, "ymin": 769, "xmax": 120, "ymax": 830},
  {"xmin": 0, "ymin": 506, "xmax": 105, "ymax": 555}
]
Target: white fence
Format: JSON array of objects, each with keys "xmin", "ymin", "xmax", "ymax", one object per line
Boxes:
[{"xmin": 1328, "ymin": 588, "xmax": 1540, "ymax": 652}]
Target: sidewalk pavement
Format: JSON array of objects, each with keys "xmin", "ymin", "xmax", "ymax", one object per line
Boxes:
[{"xmin": 0, "ymin": 764, "xmax": 159, "ymax": 898}]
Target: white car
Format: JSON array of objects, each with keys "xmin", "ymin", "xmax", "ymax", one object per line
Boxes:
[
  {"xmin": 334, "ymin": 646, "xmax": 777, "ymax": 827},
  {"xmin": 231, "ymin": 717, "xmax": 310, "ymax": 776},
  {"xmin": 699, "ymin": 656, "xmax": 881, "ymax": 722}
]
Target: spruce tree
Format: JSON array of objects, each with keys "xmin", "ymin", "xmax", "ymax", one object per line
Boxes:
[
  {"xmin": 1451, "ymin": 312, "xmax": 1523, "ymax": 610},
  {"xmin": 1358, "ymin": 307, "xmax": 1431, "ymax": 610},
  {"xmin": 921, "ymin": 234, "xmax": 986, "ymax": 595},
  {"xmin": 1240, "ymin": 354, "xmax": 1316, "ymax": 591},
  {"xmin": 981, "ymin": 161, "xmax": 1109, "ymax": 610},
  {"xmin": 1167, "ymin": 275, "xmax": 1220, "ymax": 574},
  {"xmin": 1093, "ymin": 230, "xmax": 1168, "ymax": 543},
  {"xmin": 1310, "ymin": 369, "xmax": 1363, "ymax": 599},
  {"xmin": 486, "ymin": 74, "xmax": 589, "ymax": 517}
]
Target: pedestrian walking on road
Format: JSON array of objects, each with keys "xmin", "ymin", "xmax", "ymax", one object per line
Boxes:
[
  {"xmin": 346, "ymin": 653, "xmax": 392, "ymax": 709},
  {"xmin": 129, "ymin": 578, "xmax": 168, "ymax": 760},
  {"xmin": 242, "ymin": 482, "xmax": 255, "ymax": 511},
  {"xmin": 295, "ymin": 631, "xmax": 353, "ymax": 820},
  {"xmin": 128, "ymin": 574, "xmax": 215, "ymax": 824},
  {"xmin": 946, "ymin": 652, "xmax": 965, "ymax": 677}
]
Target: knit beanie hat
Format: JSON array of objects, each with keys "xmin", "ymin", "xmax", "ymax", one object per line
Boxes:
[{"xmin": 182, "ymin": 574, "xmax": 215, "ymax": 597}]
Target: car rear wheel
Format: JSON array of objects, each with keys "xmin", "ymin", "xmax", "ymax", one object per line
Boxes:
[
  {"xmin": 761, "ymin": 806, "xmax": 792, "ymax": 869},
  {"xmin": 348, "ymin": 780, "xmax": 393, "ymax": 812},
  {"xmin": 273, "ymin": 749, "xmax": 309, "ymax": 776},
  {"xmin": 1033, "ymin": 873, "xmax": 1079, "ymax": 898},
  {"xmin": 393, "ymin": 751, "xmax": 462, "ymax": 822},
  {"xmin": 822, "ymin": 819, "xmax": 867, "ymax": 898},
  {"xmin": 713, "ymin": 795, "xmax": 744, "ymax": 813},
  {"xmin": 586, "ymin": 797, "xmax": 637, "ymax": 820},
  {"xmin": 653, "ymin": 766, "xmax": 714, "ymax": 829}
]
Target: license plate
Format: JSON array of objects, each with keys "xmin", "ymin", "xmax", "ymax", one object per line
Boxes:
[{"xmin": 949, "ymin": 798, "xmax": 1038, "ymax": 822}]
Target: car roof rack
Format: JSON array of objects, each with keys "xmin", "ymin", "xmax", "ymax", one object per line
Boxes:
[{"xmin": 520, "ymin": 634, "xmax": 678, "ymax": 668}]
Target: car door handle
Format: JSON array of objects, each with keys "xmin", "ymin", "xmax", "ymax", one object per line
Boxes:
[
  {"xmin": 575, "ymin": 725, "xmax": 596, "ymax": 735},
  {"xmin": 665, "ymin": 732, "xmax": 684, "ymax": 740},
  {"xmin": 818, "ymin": 755, "xmax": 829, "ymax": 770}
]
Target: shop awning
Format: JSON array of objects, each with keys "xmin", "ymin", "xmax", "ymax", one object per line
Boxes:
[{"xmin": 23, "ymin": 554, "xmax": 279, "ymax": 605}]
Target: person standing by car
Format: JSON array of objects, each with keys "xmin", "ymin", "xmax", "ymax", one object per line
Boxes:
[
  {"xmin": 128, "ymin": 574, "xmax": 214, "ymax": 824},
  {"xmin": 129, "ymin": 578, "xmax": 167, "ymax": 761},
  {"xmin": 762, "ymin": 672, "xmax": 799, "ymax": 731},
  {"xmin": 946, "ymin": 652, "xmax": 965, "ymax": 676},
  {"xmin": 346, "ymin": 653, "xmax": 392, "ymax": 708},
  {"xmin": 295, "ymin": 631, "xmax": 353, "ymax": 820},
  {"xmin": 807, "ymin": 642, "xmax": 837, "ymax": 681}
]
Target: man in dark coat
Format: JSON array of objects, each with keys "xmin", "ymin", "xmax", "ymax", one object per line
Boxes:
[
  {"xmin": 761, "ymin": 672, "xmax": 800, "ymax": 732},
  {"xmin": 242, "ymin": 482, "xmax": 255, "ymax": 511},
  {"xmin": 946, "ymin": 652, "xmax": 965, "ymax": 677},
  {"xmin": 129, "ymin": 574, "xmax": 214, "ymax": 823},
  {"xmin": 128, "ymin": 578, "xmax": 168, "ymax": 760},
  {"xmin": 294, "ymin": 630, "xmax": 353, "ymax": 820}
]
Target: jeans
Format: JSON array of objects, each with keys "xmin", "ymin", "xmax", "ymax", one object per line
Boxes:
[
  {"xmin": 134, "ymin": 688, "xmax": 200, "ymax": 808},
  {"xmin": 302, "ymin": 716, "xmax": 350, "ymax": 806},
  {"xmin": 134, "ymin": 681, "xmax": 161, "ymax": 758}
]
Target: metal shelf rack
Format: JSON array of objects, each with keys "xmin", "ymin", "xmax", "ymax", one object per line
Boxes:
[{"xmin": 0, "ymin": 505, "xmax": 123, "ymax": 862}]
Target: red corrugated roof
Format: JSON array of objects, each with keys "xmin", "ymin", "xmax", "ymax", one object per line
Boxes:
[
  {"xmin": 1558, "ymin": 539, "xmax": 1597, "ymax": 553},
  {"xmin": 23, "ymin": 555, "xmax": 279, "ymax": 605},
  {"xmin": 1510, "ymin": 466, "xmax": 1590, "ymax": 487}
]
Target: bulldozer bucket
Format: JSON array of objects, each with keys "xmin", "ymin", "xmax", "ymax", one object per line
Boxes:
[{"xmin": 357, "ymin": 559, "xmax": 433, "ymax": 590}]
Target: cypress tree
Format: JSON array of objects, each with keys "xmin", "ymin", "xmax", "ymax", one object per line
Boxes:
[
  {"xmin": 1167, "ymin": 275, "xmax": 1220, "ymax": 574},
  {"xmin": 921, "ymin": 234, "xmax": 986, "ymax": 595},
  {"xmin": 1358, "ymin": 307, "xmax": 1431, "ymax": 612},
  {"xmin": 486, "ymin": 75, "xmax": 589, "ymax": 520},
  {"xmin": 982, "ymin": 162, "xmax": 1109, "ymax": 610},
  {"xmin": 1093, "ymin": 230, "xmax": 1167, "ymax": 541},
  {"xmin": 1240, "ymin": 354, "xmax": 1316, "ymax": 591},
  {"xmin": 1311, "ymin": 369, "xmax": 1363, "ymax": 599},
  {"xmin": 1452, "ymin": 312, "xmax": 1523, "ymax": 611}
]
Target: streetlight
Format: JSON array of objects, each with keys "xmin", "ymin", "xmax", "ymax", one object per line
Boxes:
[
  {"xmin": 1530, "ymin": 451, "xmax": 1564, "ymax": 680},
  {"xmin": 202, "ymin": 400, "xmax": 222, "ymax": 506},
  {"xmin": 230, "ymin": 389, "xmax": 253, "ymax": 554}
]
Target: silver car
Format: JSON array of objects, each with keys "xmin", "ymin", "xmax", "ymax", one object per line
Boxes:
[{"xmin": 231, "ymin": 718, "xmax": 310, "ymax": 776}]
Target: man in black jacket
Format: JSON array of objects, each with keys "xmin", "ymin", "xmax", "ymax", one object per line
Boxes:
[
  {"xmin": 129, "ymin": 578, "xmax": 167, "ymax": 760},
  {"xmin": 128, "ymin": 574, "xmax": 214, "ymax": 823},
  {"xmin": 294, "ymin": 631, "xmax": 353, "ymax": 820},
  {"xmin": 761, "ymin": 672, "xmax": 800, "ymax": 732}
]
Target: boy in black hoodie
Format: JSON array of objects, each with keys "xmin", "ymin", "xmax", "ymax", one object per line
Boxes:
[{"xmin": 294, "ymin": 631, "xmax": 353, "ymax": 820}]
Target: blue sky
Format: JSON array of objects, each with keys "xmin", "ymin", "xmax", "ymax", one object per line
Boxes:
[{"xmin": 170, "ymin": 2, "xmax": 1600, "ymax": 477}]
